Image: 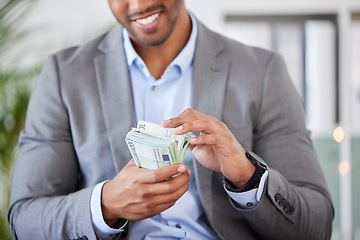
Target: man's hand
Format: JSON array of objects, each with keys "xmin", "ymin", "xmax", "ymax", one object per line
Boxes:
[
  {"xmin": 101, "ymin": 159, "xmax": 190, "ymax": 227},
  {"xmin": 161, "ymin": 108, "xmax": 256, "ymax": 190}
]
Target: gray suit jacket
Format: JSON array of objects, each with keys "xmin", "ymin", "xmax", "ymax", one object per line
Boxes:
[{"xmin": 8, "ymin": 20, "xmax": 334, "ymax": 240}]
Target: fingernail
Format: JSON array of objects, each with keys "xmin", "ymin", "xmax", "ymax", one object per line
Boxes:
[
  {"xmin": 174, "ymin": 126, "xmax": 183, "ymax": 133},
  {"xmin": 161, "ymin": 119, "xmax": 171, "ymax": 126},
  {"xmin": 189, "ymin": 137, "xmax": 196, "ymax": 143},
  {"xmin": 177, "ymin": 165, "xmax": 186, "ymax": 172}
]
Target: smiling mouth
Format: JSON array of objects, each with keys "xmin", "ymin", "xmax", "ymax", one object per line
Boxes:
[{"xmin": 135, "ymin": 13, "xmax": 160, "ymax": 25}]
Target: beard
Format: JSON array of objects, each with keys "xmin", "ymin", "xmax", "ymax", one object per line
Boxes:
[
  {"xmin": 126, "ymin": 18, "xmax": 177, "ymax": 47},
  {"xmin": 118, "ymin": 1, "xmax": 182, "ymax": 47}
]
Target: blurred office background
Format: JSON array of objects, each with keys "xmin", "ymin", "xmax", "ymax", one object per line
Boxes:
[{"xmin": 0, "ymin": 0, "xmax": 359, "ymax": 239}]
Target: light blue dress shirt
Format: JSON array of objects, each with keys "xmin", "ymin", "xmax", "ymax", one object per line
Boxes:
[{"xmin": 90, "ymin": 13, "xmax": 268, "ymax": 240}]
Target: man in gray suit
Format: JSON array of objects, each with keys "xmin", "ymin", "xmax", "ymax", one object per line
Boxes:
[{"xmin": 8, "ymin": 0, "xmax": 334, "ymax": 239}]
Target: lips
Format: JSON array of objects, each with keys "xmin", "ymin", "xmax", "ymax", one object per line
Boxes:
[
  {"xmin": 133, "ymin": 12, "xmax": 162, "ymax": 31},
  {"xmin": 136, "ymin": 13, "xmax": 159, "ymax": 25}
]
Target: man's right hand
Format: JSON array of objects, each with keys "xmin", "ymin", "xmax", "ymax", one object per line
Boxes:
[{"xmin": 101, "ymin": 159, "xmax": 190, "ymax": 227}]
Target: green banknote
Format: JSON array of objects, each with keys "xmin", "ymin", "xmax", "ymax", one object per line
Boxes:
[{"xmin": 125, "ymin": 121, "xmax": 193, "ymax": 169}]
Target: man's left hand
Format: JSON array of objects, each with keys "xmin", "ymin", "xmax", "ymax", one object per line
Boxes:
[{"xmin": 161, "ymin": 108, "xmax": 256, "ymax": 189}]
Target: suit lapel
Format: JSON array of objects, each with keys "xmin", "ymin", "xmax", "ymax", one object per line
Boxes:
[
  {"xmin": 92, "ymin": 22, "xmax": 230, "ymax": 216},
  {"xmin": 192, "ymin": 21, "xmax": 230, "ymax": 225},
  {"xmin": 192, "ymin": 33, "xmax": 228, "ymax": 119},
  {"xmin": 94, "ymin": 26, "xmax": 134, "ymax": 173}
]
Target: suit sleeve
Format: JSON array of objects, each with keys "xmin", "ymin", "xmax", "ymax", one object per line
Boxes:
[
  {"xmin": 7, "ymin": 55, "xmax": 99, "ymax": 240},
  {"xmin": 233, "ymin": 53, "xmax": 334, "ymax": 240}
]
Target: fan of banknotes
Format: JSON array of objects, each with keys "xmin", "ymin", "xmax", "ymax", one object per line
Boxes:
[{"xmin": 125, "ymin": 121, "xmax": 194, "ymax": 169}]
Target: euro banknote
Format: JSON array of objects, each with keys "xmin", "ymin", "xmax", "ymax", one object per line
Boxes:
[{"xmin": 125, "ymin": 121, "xmax": 193, "ymax": 169}]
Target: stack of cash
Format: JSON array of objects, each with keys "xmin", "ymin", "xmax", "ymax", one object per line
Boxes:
[{"xmin": 125, "ymin": 121, "xmax": 193, "ymax": 169}]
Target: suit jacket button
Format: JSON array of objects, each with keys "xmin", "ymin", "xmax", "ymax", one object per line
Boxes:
[
  {"xmin": 283, "ymin": 202, "xmax": 291, "ymax": 211},
  {"xmin": 286, "ymin": 206, "xmax": 295, "ymax": 215},
  {"xmin": 279, "ymin": 197, "xmax": 286, "ymax": 206},
  {"xmin": 275, "ymin": 193, "xmax": 282, "ymax": 202},
  {"xmin": 80, "ymin": 237, "xmax": 88, "ymax": 240}
]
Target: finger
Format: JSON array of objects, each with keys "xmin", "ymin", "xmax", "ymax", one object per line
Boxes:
[
  {"xmin": 132, "ymin": 202, "xmax": 176, "ymax": 219},
  {"xmin": 173, "ymin": 118, "xmax": 229, "ymax": 136},
  {"xmin": 161, "ymin": 108, "xmax": 215, "ymax": 128},
  {"xmin": 151, "ymin": 182, "xmax": 189, "ymax": 206},
  {"xmin": 189, "ymin": 133, "xmax": 222, "ymax": 145},
  {"xmin": 188, "ymin": 133, "xmax": 233, "ymax": 148},
  {"xmin": 139, "ymin": 163, "xmax": 188, "ymax": 184},
  {"xmin": 131, "ymin": 182, "xmax": 190, "ymax": 216},
  {"xmin": 114, "ymin": 158, "xmax": 141, "ymax": 180},
  {"xmin": 125, "ymin": 158, "xmax": 137, "ymax": 168},
  {"xmin": 144, "ymin": 169, "xmax": 190, "ymax": 195}
]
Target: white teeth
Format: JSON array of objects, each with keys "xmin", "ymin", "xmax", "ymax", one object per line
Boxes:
[{"xmin": 136, "ymin": 13, "xmax": 159, "ymax": 25}]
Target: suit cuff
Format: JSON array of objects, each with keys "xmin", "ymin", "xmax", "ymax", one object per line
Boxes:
[
  {"xmin": 90, "ymin": 181, "xmax": 128, "ymax": 239},
  {"xmin": 224, "ymin": 170, "xmax": 268, "ymax": 209}
]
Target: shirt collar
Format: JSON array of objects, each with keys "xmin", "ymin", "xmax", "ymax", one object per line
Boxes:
[{"xmin": 122, "ymin": 12, "xmax": 198, "ymax": 74}]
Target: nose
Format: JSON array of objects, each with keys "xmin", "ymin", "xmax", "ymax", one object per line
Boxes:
[
  {"xmin": 128, "ymin": 0, "xmax": 148, "ymax": 11},
  {"xmin": 128, "ymin": 0, "xmax": 157, "ymax": 13},
  {"xmin": 128, "ymin": 0, "xmax": 140, "ymax": 9}
]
